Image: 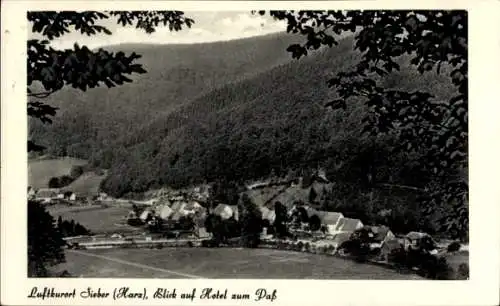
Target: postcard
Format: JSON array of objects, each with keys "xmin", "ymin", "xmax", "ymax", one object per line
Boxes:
[{"xmin": 2, "ymin": 1, "xmax": 500, "ymax": 305}]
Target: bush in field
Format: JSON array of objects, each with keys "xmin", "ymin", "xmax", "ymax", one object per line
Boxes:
[
  {"xmin": 327, "ymin": 245, "xmax": 335, "ymax": 255},
  {"xmin": 321, "ymin": 246, "xmax": 328, "ymax": 254},
  {"xmin": 297, "ymin": 241, "xmax": 304, "ymax": 251},
  {"xmin": 308, "ymin": 214, "xmax": 322, "ymax": 232},
  {"xmin": 447, "ymin": 241, "xmax": 461, "ymax": 253}
]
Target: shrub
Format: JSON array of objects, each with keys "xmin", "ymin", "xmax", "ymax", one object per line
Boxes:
[
  {"xmin": 155, "ymin": 243, "xmax": 163, "ymax": 249},
  {"xmin": 187, "ymin": 241, "xmax": 193, "ymax": 248},
  {"xmin": 321, "ymin": 246, "xmax": 328, "ymax": 254},
  {"xmin": 425, "ymin": 256, "xmax": 453, "ymax": 280},
  {"xmin": 304, "ymin": 242, "xmax": 310, "ymax": 252},
  {"xmin": 297, "ymin": 241, "xmax": 304, "ymax": 250},
  {"xmin": 447, "ymin": 241, "xmax": 461, "ymax": 253}
]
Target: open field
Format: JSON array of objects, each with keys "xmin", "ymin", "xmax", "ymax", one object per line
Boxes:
[
  {"xmin": 62, "ymin": 171, "xmax": 108, "ymax": 196},
  {"xmin": 54, "ymin": 248, "xmax": 423, "ymax": 279},
  {"xmin": 47, "ymin": 205, "xmax": 138, "ymax": 234},
  {"xmin": 28, "ymin": 157, "xmax": 87, "ymax": 189}
]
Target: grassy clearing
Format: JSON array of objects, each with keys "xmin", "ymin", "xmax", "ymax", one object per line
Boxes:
[
  {"xmin": 54, "ymin": 247, "xmax": 423, "ymax": 279},
  {"xmin": 28, "ymin": 157, "xmax": 87, "ymax": 189},
  {"xmin": 62, "ymin": 171, "xmax": 107, "ymax": 195},
  {"xmin": 47, "ymin": 205, "xmax": 137, "ymax": 234}
]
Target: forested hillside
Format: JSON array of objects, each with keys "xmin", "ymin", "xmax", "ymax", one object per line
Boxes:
[{"xmin": 29, "ymin": 32, "xmax": 456, "ymax": 212}]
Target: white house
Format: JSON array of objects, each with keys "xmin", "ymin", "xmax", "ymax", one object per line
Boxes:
[
  {"xmin": 320, "ymin": 212, "xmax": 344, "ymax": 235},
  {"xmin": 159, "ymin": 205, "xmax": 174, "ymax": 220},
  {"xmin": 259, "ymin": 206, "xmax": 276, "ymax": 223},
  {"xmin": 139, "ymin": 210, "xmax": 153, "ymax": 222}
]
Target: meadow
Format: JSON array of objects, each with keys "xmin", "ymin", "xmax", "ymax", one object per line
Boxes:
[
  {"xmin": 47, "ymin": 205, "xmax": 137, "ymax": 235},
  {"xmin": 55, "ymin": 247, "xmax": 423, "ymax": 279}
]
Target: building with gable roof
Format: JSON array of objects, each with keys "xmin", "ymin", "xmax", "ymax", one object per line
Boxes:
[
  {"xmin": 259, "ymin": 206, "xmax": 276, "ymax": 223},
  {"xmin": 320, "ymin": 212, "xmax": 344, "ymax": 235},
  {"xmin": 335, "ymin": 217, "xmax": 364, "ymax": 233},
  {"xmin": 159, "ymin": 205, "xmax": 174, "ymax": 220}
]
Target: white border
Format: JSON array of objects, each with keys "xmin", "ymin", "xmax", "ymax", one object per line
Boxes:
[{"xmin": 2, "ymin": 1, "xmax": 500, "ymax": 305}]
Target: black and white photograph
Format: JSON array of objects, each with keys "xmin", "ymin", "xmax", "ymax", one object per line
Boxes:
[
  {"xmin": 5, "ymin": 1, "xmax": 500, "ymax": 304},
  {"xmin": 24, "ymin": 9, "xmax": 471, "ymax": 281}
]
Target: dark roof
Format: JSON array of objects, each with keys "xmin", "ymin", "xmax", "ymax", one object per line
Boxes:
[
  {"xmin": 364, "ymin": 225, "xmax": 393, "ymax": 241},
  {"xmin": 406, "ymin": 231, "xmax": 430, "ymax": 241},
  {"xmin": 36, "ymin": 189, "xmax": 59, "ymax": 198}
]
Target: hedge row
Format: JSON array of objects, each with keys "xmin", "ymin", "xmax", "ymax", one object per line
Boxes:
[{"xmin": 260, "ymin": 239, "xmax": 338, "ymax": 256}]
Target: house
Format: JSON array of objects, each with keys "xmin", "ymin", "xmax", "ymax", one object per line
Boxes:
[
  {"xmin": 127, "ymin": 211, "xmax": 138, "ymax": 219},
  {"xmin": 170, "ymin": 201, "xmax": 185, "ymax": 213},
  {"xmin": 320, "ymin": 212, "xmax": 344, "ymax": 235},
  {"xmin": 35, "ymin": 188, "xmax": 60, "ymax": 203},
  {"xmin": 172, "ymin": 201, "xmax": 201, "ymax": 220},
  {"xmin": 335, "ymin": 217, "xmax": 364, "ymax": 233},
  {"xmin": 404, "ymin": 231, "xmax": 437, "ymax": 251},
  {"xmin": 213, "ymin": 204, "xmax": 237, "ymax": 220},
  {"xmin": 28, "ymin": 187, "xmax": 36, "ymax": 200},
  {"xmin": 184, "ymin": 201, "xmax": 204, "ymax": 215},
  {"xmin": 170, "ymin": 210, "xmax": 185, "ymax": 221},
  {"xmin": 305, "ymin": 207, "xmax": 320, "ymax": 219},
  {"xmin": 259, "ymin": 206, "xmax": 276, "ymax": 223},
  {"xmin": 380, "ymin": 239, "xmax": 404, "ymax": 261},
  {"xmin": 159, "ymin": 205, "xmax": 174, "ymax": 220},
  {"xmin": 371, "ymin": 225, "xmax": 395, "ymax": 243},
  {"xmin": 315, "ymin": 168, "xmax": 329, "ymax": 183},
  {"xmin": 97, "ymin": 192, "xmax": 108, "ymax": 201},
  {"xmin": 62, "ymin": 191, "xmax": 75, "ymax": 200},
  {"xmin": 139, "ymin": 210, "xmax": 153, "ymax": 222},
  {"xmin": 74, "ymin": 194, "xmax": 89, "ymax": 202},
  {"xmin": 357, "ymin": 225, "xmax": 396, "ymax": 248}
]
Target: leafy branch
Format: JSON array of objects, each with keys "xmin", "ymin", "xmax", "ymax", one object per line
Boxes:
[{"xmin": 27, "ymin": 11, "xmax": 193, "ymax": 151}]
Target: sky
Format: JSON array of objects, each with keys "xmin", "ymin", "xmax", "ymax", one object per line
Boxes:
[{"xmin": 29, "ymin": 11, "xmax": 288, "ymax": 49}]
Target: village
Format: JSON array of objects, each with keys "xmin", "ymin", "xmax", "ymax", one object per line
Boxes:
[{"xmin": 28, "ymin": 169, "xmax": 469, "ymax": 280}]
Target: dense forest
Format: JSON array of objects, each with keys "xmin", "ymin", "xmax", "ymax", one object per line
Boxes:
[{"xmin": 29, "ymin": 32, "xmax": 460, "ymax": 236}]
